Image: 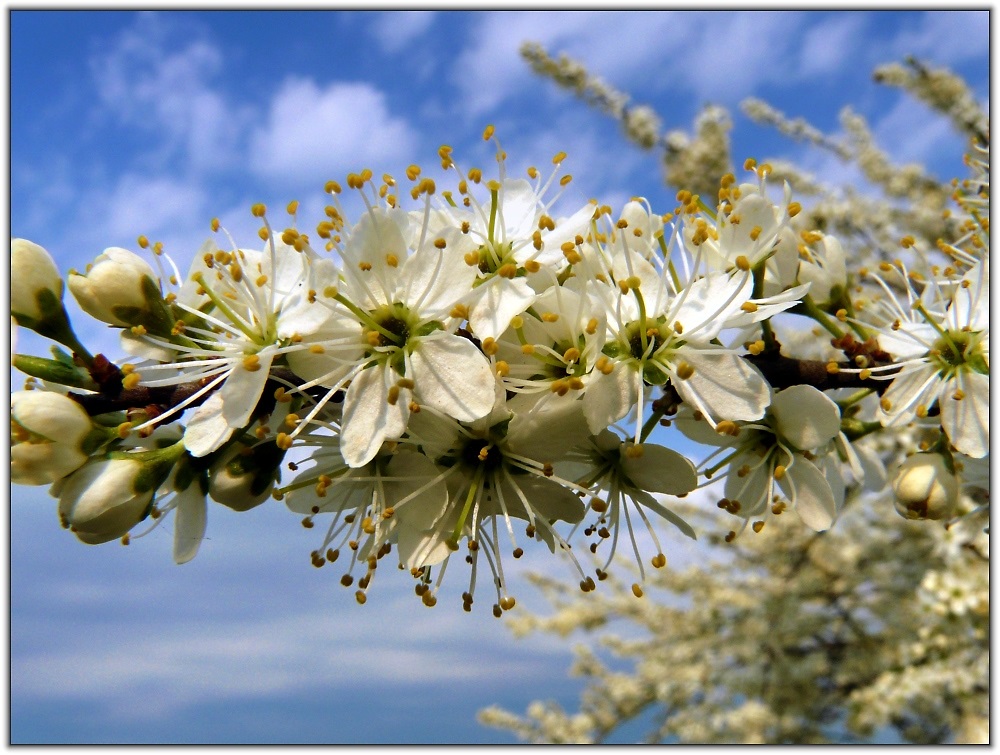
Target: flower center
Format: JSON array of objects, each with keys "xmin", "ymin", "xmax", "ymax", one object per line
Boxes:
[
  {"xmin": 931, "ymin": 331, "xmax": 987, "ymax": 374},
  {"xmin": 461, "ymin": 438, "xmax": 504, "ymax": 471}
]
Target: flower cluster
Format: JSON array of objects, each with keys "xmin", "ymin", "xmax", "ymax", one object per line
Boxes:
[{"xmin": 10, "ymin": 128, "xmax": 989, "ymax": 613}]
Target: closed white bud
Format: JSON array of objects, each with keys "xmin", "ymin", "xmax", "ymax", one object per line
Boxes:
[
  {"xmin": 10, "ymin": 239, "xmax": 63, "ymax": 322},
  {"xmin": 892, "ymin": 453, "xmax": 958, "ymax": 521},
  {"xmin": 207, "ymin": 446, "xmax": 277, "ymax": 512},
  {"xmin": 67, "ymin": 247, "xmax": 159, "ymax": 327},
  {"xmin": 11, "ymin": 390, "xmax": 94, "ymax": 485},
  {"xmin": 57, "ymin": 458, "xmax": 153, "ymax": 544}
]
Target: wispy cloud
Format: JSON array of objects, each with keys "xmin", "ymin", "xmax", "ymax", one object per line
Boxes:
[
  {"xmin": 370, "ymin": 10, "xmax": 436, "ymax": 54},
  {"xmin": 249, "ymin": 78, "xmax": 418, "ymax": 187},
  {"xmin": 89, "ymin": 12, "xmax": 248, "ymax": 173},
  {"xmin": 886, "ymin": 10, "xmax": 989, "ymax": 66}
]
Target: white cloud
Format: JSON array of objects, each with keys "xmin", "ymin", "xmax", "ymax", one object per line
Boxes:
[
  {"xmin": 370, "ymin": 10, "xmax": 436, "ymax": 53},
  {"xmin": 451, "ymin": 11, "xmax": 824, "ymax": 119},
  {"xmin": 100, "ymin": 175, "xmax": 208, "ymax": 241},
  {"xmin": 89, "ymin": 12, "xmax": 248, "ymax": 173},
  {"xmin": 249, "ymin": 78, "xmax": 418, "ymax": 186},
  {"xmin": 888, "ymin": 10, "xmax": 989, "ymax": 66},
  {"xmin": 795, "ymin": 13, "xmax": 867, "ymax": 78}
]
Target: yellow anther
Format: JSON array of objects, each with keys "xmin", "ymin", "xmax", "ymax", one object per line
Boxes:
[
  {"xmin": 358, "ymin": 261, "xmax": 372, "ymax": 272},
  {"xmin": 324, "ymin": 180, "xmax": 342, "ymax": 194},
  {"xmin": 826, "ymin": 361, "xmax": 839, "ymax": 374},
  {"xmin": 787, "ymin": 202, "xmax": 801, "ymax": 217},
  {"xmin": 631, "ymin": 584, "xmax": 644, "ymax": 598},
  {"xmin": 137, "ymin": 235, "xmax": 149, "ymax": 249},
  {"xmin": 257, "ymin": 227, "xmax": 269, "ymax": 241},
  {"xmin": 586, "ymin": 318, "xmax": 599, "ymax": 335},
  {"xmin": 651, "ymin": 553, "xmax": 666, "ymax": 569},
  {"xmin": 749, "ymin": 225, "xmax": 762, "ymax": 241},
  {"xmin": 773, "ymin": 464, "xmax": 786, "ymax": 480},
  {"xmin": 510, "ymin": 315, "xmax": 524, "ymax": 330},
  {"xmin": 210, "ymin": 218, "xmax": 221, "ymax": 232},
  {"xmin": 308, "ymin": 344, "xmax": 325, "ymax": 354},
  {"xmin": 562, "ymin": 347, "xmax": 581, "ymax": 363},
  {"xmin": 130, "ymin": 325, "xmax": 147, "ymax": 336},
  {"xmin": 624, "ymin": 443, "xmax": 644, "ymax": 458},
  {"xmin": 464, "ymin": 251, "xmax": 480, "ymax": 266},
  {"xmin": 552, "ymin": 150, "xmax": 567, "ymax": 164},
  {"xmin": 715, "ymin": 420, "xmax": 739, "ymax": 436},
  {"xmin": 243, "ymin": 354, "xmax": 262, "ymax": 372},
  {"xmin": 676, "ymin": 362, "xmax": 695, "ymax": 380},
  {"xmin": 740, "ymin": 302, "xmax": 758, "ymax": 313},
  {"xmin": 385, "ymin": 253, "xmax": 399, "ymax": 268},
  {"xmin": 117, "ymin": 422, "xmax": 133, "ymax": 439},
  {"xmin": 122, "ymin": 372, "xmax": 142, "ymax": 390},
  {"xmin": 541, "ymin": 312, "xmax": 559, "ymax": 323},
  {"xmin": 559, "ymin": 175, "xmax": 572, "ymax": 187},
  {"xmin": 568, "ymin": 377, "xmax": 584, "ymax": 391},
  {"xmin": 251, "ymin": 203, "xmax": 266, "ymax": 217},
  {"xmin": 497, "ymin": 263, "xmax": 517, "ymax": 279},
  {"xmin": 735, "ymin": 255, "xmax": 751, "ymax": 271},
  {"xmin": 386, "ymin": 386, "xmax": 400, "ymax": 406},
  {"xmin": 752, "ymin": 520, "xmax": 765, "ymax": 533},
  {"xmin": 835, "ymin": 308, "xmax": 848, "ymax": 321},
  {"xmin": 482, "ymin": 337, "xmax": 499, "ymax": 356},
  {"xmin": 482, "ymin": 124, "xmax": 495, "ymax": 141},
  {"xmin": 900, "ymin": 235, "xmax": 916, "ymax": 248},
  {"xmin": 744, "ymin": 158, "xmax": 757, "ymax": 171},
  {"xmin": 449, "ymin": 303, "xmax": 469, "ymax": 319},
  {"xmin": 520, "ymin": 343, "xmax": 535, "ymax": 355},
  {"xmin": 495, "ymin": 360, "xmax": 509, "ymax": 377},
  {"xmin": 524, "ymin": 259, "xmax": 541, "ymax": 273}
]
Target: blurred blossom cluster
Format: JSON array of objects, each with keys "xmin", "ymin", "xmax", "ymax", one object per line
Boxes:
[{"xmin": 473, "ymin": 45, "xmax": 989, "ymax": 745}]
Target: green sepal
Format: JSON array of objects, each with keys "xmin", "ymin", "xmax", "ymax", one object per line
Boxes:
[{"xmin": 12, "ymin": 354, "xmax": 99, "ymax": 390}]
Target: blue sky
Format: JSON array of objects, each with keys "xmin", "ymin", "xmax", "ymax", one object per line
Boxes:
[{"xmin": 9, "ymin": 9, "xmax": 989, "ymax": 744}]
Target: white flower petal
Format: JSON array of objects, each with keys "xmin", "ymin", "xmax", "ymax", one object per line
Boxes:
[
  {"xmin": 621, "ymin": 443, "xmax": 698, "ymax": 495},
  {"xmin": 780, "ymin": 456, "xmax": 837, "ymax": 531},
  {"xmin": 173, "ymin": 484, "xmax": 207, "ymax": 565},
  {"xmin": 673, "ymin": 349, "xmax": 771, "ymax": 424},
  {"xmin": 468, "ymin": 276, "xmax": 537, "ymax": 341},
  {"xmin": 410, "ymin": 334, "xmax": 495, "ymax": 422},
  {"xmin": 940, "ymin": 370, "xmax": 989, "ymax": 458},
  {"xmin": 506, "ymin": 393, "xmax": 590, "ymax": 462},
  {"xmin": 401, "ymin": 232, "xmax": 478, "ymax": 319},
  {"xmin": 221, "ymin": 350, "xmax": 275, "ymax": 428},
  {"xmin": 724, "ymin": 449, "xmax": 771, "ymax": 518},
  {"xmin": 340, "ymin": 364, "xmax": 408, "ymax": 468},
  {"xmin": 582, "ymin": 362, "xmax": 638, "ymax": 434},
  {"xmin": 183, "ymin": 393, "xmax": 234, "ymax": 457},
  {"xmin": 769, "ymin": 384, "xmax": 841, "ymax": 450}
]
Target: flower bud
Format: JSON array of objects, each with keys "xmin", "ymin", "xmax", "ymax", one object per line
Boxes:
[
  {"xmin": 11, "ymin": 390, "xmax": 95, "ymax": 485},
  {"xmin": 57, "ymin": 458, "xmax": 155, "ymax": 544},
  {"xmin": 208, "ymin": 441, "xmax": 285, "ymax": 512},
  {"xmin": 892, "ymin": 453, "xmax": 958, "ymax": 521},
  {"xmin": 67, "ymin": 248, "xmax": 163, "ymax": 328},
  {"xmin": 10, "ymin": 239, "xmax": 64, "ymax": 323}
]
